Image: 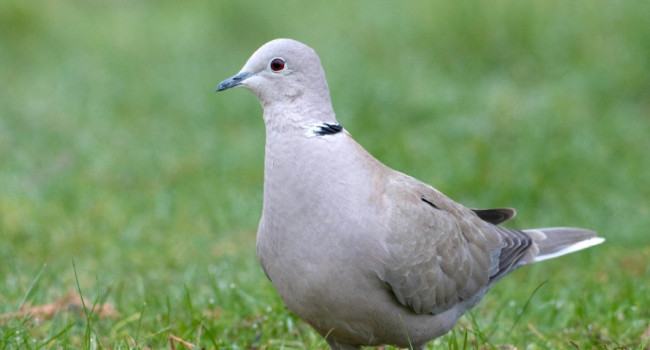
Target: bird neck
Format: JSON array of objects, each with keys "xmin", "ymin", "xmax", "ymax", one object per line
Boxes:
[{"xmin": 262, "ymin": 93, "xmax": 337, "ymax": 128}]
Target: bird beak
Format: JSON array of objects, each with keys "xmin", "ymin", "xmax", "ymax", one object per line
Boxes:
[{"xmin": 216, "ymin": 71, "xmax": 253, "ymax": 92}]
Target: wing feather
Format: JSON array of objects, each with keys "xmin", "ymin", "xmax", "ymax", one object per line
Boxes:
[{"xmin": 378, "ymin": 173, "xmax": 533, "ymax": 315}]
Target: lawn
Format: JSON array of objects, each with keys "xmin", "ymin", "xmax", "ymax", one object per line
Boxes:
[{"xmin": 1, "ymin": 1, "xmax": 649, "ymax": 348}]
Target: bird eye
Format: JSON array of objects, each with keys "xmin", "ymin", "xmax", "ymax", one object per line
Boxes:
[{"xmin": 270, "ymin": 58, "xmax": 286, "ymax": 72}]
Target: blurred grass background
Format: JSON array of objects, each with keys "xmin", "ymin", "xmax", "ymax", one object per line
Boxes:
[{"xmin": 1, "ymin": 0, "xmax": 648, "ymax": 348}]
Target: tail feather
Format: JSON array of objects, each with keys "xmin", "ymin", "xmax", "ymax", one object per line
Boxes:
[{"xmin": 523, "ymin": 227, "xmax": 605, "ymax": 263}]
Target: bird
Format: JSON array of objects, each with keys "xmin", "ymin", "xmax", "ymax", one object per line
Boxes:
[{"xmin": 215, "ymin": 38, "xmax": 604, "ymax": 349}]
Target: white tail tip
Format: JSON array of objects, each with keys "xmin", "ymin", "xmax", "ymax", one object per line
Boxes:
[{"xmin": 534, "ymin": 237, "xmax": 605, "ymax": 262}]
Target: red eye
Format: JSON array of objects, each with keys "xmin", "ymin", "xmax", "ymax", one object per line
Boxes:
[{"xmin": 270, "ymin": 58, "xmax": 285, "ymax": 71}]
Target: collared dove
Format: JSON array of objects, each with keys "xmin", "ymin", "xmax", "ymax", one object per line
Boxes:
[{"xmin": 216, "ymin": 38, "xmax": 604, "ymax": 349}]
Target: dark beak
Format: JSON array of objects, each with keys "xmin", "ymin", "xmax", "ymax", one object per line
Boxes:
[{"xmin": 216, "ymin": 72, "xmax": 253, "ymax": 92}]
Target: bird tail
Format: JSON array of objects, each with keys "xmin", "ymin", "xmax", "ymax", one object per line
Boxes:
[{"xmin": 523, "ymin": 227, "xmax": 604, "ymax": 263}]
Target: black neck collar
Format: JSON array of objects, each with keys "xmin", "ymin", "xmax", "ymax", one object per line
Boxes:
[{"xmin": 313, "ymin": 123, "xmax": 343, "ymax": 136}]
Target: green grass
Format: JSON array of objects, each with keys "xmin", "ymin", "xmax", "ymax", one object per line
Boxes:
[{"xmin": 1, "ymin": 1, "xmax": 649, "ymax": 348}]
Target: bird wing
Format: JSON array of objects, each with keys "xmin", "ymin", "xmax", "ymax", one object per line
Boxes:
[
  {"xmin": 471, "ymin": 208, "xmax": 516, "ymax": 225},
  {"xmin": 377, "ymin": 173, "xmax": 531, "ymax": 315}
]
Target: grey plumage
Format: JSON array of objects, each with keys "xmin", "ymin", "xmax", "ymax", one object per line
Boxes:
[{"xmin": 216, "ymin": 38, "xmax": 604, "ymax": 349}]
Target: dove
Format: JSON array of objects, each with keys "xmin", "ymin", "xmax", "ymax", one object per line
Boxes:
[{"xmin": 216, "ymin": 38, "xmax": 604, "ymax": 349}]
